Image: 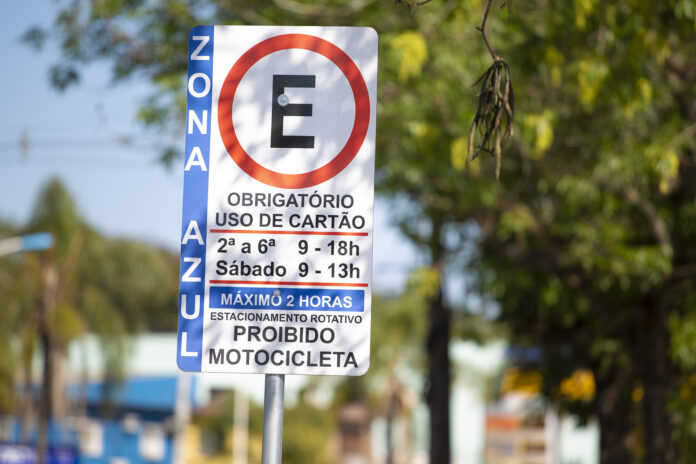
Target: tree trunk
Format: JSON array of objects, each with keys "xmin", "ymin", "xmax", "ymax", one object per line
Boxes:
[
  {"xmin": 634, "ymin": 299, "xmax": 679, "ymax": 464},
  {"xmin": 36, "ymin": 262, "xmax": 58, "ymax": 464},
  {"xmin": 593, "ymin": 362, "xmax": 634, "ymax": 464},
  {"xmin": 425, "ymin": 216, "xmax": 450, "ymax": 464},
  {"xmin": 37, "ymin": 330, "xmax": 53, "ymax": 464},
  {"xmin": 20, "ymin": 342, "xmax": 34, "ymax": 444},
  {"xmin": 385, "ymin": 390, "xmax": 396, "ymax": 464},
  {"xmin": 426, "ymin": 278, "xmax": 450, "ymax": 464}
]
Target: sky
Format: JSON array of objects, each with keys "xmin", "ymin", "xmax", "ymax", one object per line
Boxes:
[{"xmin": 0, "ymin": 1, "xmax": 422, "ymax": 293}]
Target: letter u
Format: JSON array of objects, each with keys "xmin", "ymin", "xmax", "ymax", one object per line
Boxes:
[{"xmin": 181, "ymin": 294, "xmax": 201, "ymax": 319}]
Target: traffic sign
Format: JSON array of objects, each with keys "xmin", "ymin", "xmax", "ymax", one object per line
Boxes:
[{"xmin": 177, "ymin": 26, "xmax": 377, "ymax": 376}]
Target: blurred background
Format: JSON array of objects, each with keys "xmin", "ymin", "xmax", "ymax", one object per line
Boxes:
[{"xmin": 1, "ymin": 1, "xmax": 695, "ymax": 463}]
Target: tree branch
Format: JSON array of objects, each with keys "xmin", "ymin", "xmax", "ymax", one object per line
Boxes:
[
  {"xmin": 477, "ymin": 0, "xmax": 499, "ymax": 60},
  {"xmin": 272, "ymin": 0, "xmax": 377, "ymax": 17},
  {"xmin": 620, "ymin": 185, "xmax": 673, "ymax": 254}
]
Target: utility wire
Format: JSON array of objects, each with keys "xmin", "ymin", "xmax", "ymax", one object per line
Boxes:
[
  {"xmin": 0, "ymin": 132, "xmax": 176, "ymax": 169},
  {"xmin": 0, "ymin": 136, "xmax": 164, "ymax": 153}
]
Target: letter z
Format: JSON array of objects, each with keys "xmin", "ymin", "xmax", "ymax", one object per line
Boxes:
[
  {"xmin": 182, "ymin": 257, "xmax": 202, "ymax": 282},
  {"xmin": 190, "ymin": 36, "xmax": 210, "ymax": 61}
]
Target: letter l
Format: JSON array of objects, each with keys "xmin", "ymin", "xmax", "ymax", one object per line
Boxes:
[{"xmin": 180, "ymin": 332, "xmax": 198, "ymax": 357}]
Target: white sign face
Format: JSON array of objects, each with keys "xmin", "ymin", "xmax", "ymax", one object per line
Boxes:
[{"xmin": 178, "ymin": 26, "xmax": 377, "ymax": 376}]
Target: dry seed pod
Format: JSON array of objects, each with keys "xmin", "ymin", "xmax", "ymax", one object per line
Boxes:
[
  {"xmin": 467, "ymin": 59, "xmax": 514, "ymax": 179},
  {"xmin": 467, "ymin": 0, "xmax": 515, "ymax": 180}
]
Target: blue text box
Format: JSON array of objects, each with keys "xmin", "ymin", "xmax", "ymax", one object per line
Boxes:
[{"xmin": 210, "ymin": 286, "xmax": 364, "ymax": 312}]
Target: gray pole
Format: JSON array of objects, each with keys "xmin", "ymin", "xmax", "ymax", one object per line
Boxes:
[
  {"xmin": 261, "ymin": 374, "xmax": 285, "ymax": 464},
  {"xmin": 172, "ymin": 372, "xmax": 192, "ymax": 464}
]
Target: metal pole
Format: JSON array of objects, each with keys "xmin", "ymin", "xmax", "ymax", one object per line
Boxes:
[
  {"xmin": 172, "ymin": 372, "xmax": 192, "ymax": 464},
  {"xmin": 261, "ymin": 374, "xmax": 285, "ymax": 464}
]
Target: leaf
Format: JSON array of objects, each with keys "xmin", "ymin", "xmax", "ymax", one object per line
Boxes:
[
  {"xmin": 20, "ymin": 26, "xmax": 47, "ymax": 50},
  {"xmin": 390, "ymin": 31, "xmax": 428, "ymax": 82},
  {"xmin": 49, "ymin": 64, "xmax": 80, "ymax": 92},
  {"xmin": 577, "ymin": 58, "xmax": 608, "ymax": 111}
]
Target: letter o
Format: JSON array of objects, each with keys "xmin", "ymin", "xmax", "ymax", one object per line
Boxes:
[
  {"xmin": 320, "ymin": 328, "xmax": 335, "ymax": 344},
  {"xmin": 226, "ymin": 349, "xmax": 241, "ymax": 364},
  {"xmin": 255, "ymin": 350, "xmax": 269, "ymax": 365},
  {"xmin": 188, "ymin": 73, "xmax": 211, "ymax": 98},
  {"xmin": 263, "ymin": 326, "xmax": 277, "ymax": 342}
]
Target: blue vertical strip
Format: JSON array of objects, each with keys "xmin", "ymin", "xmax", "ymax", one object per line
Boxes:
[{"xmin": 177, "ymin": 25, "xmax": 214, "ymax": 371}]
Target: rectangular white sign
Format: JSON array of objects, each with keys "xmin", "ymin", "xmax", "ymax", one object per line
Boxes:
[{"xmin": 177, "ymin": 26, "xmax": 378, "ymax": 376}]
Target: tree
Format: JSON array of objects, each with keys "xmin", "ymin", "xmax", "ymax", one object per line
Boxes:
[
  {"xmin": 0, "ymin": 178, "xmax": 180, "ymax": 457},
  {"xmin": 368, "ymin": 2, "xmax": 696, "ymax": 461},
  {"xmin": 0, "ymin": 221, "xmax": 41, "ymax": 436},
  {"xmin": 471, "ymin": 3, "xmax": 696, "ymax": 462},
  {"xmin": 379, "ymin": 2, "xmax": 696, "ymax": 462}
]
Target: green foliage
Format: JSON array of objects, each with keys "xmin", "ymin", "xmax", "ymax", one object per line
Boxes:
[
  {"xmin": 27, "ymin": 178, "xmax": 82, "ymax": 260},
  {"xmin": 74, "ymin": 235, "xmax": 179, "ymax": 332},
  {"xmin": 0, "ymin": 223, "xmax": 41, "ymax": 412},
  {"xmin": 0, "ymin": 179, "xmax": 180, "ymax": 413},
  {"xmin": 196, "ymin": 391, "xmax": 337, "ymax": 464},
  {"xmin": 388, "ymin": 31, "xmax": 428, "ymax": 82},
  {"xmin": 282, "ymin": 394, "xmax": 338, "ymax": 464},
  {"xmin": 670, "ymin": 312, "xmax": 696, "ymax": 371},
  {"xmin": 378, "ymin": 0, "xmax": 696, "ymax": 457}
]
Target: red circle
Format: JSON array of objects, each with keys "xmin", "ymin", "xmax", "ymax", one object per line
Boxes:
[{"xmin": 218, "ymin": 34, "xmax": 370, "ymax": 189}]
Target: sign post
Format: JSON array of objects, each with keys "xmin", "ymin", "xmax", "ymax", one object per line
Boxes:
[
  {"xmin": 261, "ymin": 374, "xmax": 284, "ymax": 464},
  {"xmin": 178, "ymin": 26, "xmax": 378, "ymax": 462}
]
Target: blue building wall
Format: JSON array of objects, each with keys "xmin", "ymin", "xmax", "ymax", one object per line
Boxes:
[
  {"xmin": 4, "ymin": 376, "xmax": 195, "ymax": 464},
  {"xmin": 79, "ymin": 420, "xmax": 173, "ymax": 464},
  {"xmin": 78, "ymin": 376, "xmax": 194, "ymax": 464}
]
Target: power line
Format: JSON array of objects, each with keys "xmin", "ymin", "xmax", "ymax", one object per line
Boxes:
[
  {"xmin": 0, "ymin": 136, "xmax": 164, "ymax": 151},
  {"xmin": 0, "ymin": 133, "xmax": 174, "ymax": 167},
  {"xmin": 0, "ymin": 133, "xmax": 176, "ymax": 164},
  {"xmin": 1, "ymin": 155, "xmax": 168, "ymax": 170}
]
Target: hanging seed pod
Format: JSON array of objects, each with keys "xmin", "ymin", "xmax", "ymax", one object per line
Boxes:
[
  {"xmin": 466, "ymin": 59, "xmax": 514, "ymax": 180},
  {"xmin": 467, "ymin": 0, "xmax": 515, "ymax": 180}
]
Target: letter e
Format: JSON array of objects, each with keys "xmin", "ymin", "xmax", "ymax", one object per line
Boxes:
[{"xmin": 271, "ymin": 75, "xmax": 316, "ymax": 149}]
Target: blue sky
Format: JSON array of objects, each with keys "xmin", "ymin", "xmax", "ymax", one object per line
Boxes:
[
  {"xmin": 0, "ymin": 1, "xmax": 421, "ymax": 293},
  {"xmin": 0, "ymin": 1, "xmax": 182, "ymax": 246}
]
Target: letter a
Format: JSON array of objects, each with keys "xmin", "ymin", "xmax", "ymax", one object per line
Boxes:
[
  {"xmin": 185, "ymin": 146, "xmax": 208, "ymax": 171},
  {"xmin": 182, "ymin": 220, "xmax": 204, "ymax": 245}
]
